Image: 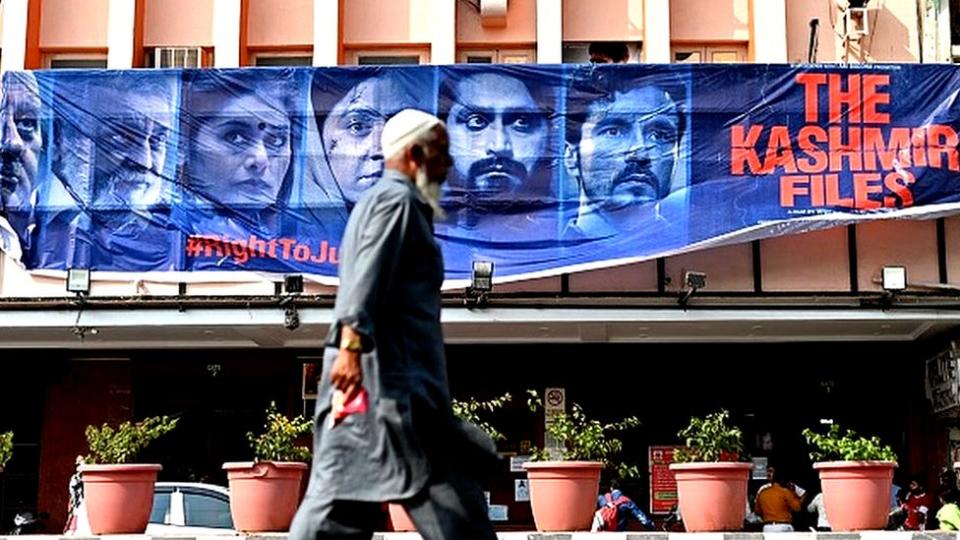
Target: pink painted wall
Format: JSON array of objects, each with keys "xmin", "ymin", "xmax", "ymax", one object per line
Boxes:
[
  {"xmin": 860, "ymin": 2, "xmax": 921, "ymax": 62},
  {"xmin": 40, "ymin": 0, "xmax": 109, "ymax": 48},
  {"xmin": 568, "ymin": 262, "xmax": 659, "ymax": 292},
  {"xmin": 785, "ymin": 0, "xmax": 839, "ymax": 63},
  {"xmin": 670, "ymin": 0, "xmax": 749, "ymax": 42},
  {"xmin": 248, "ymin": 0, "xmax": 313, "ymax": 47},
  {"xmin": 946, "ymin": 217, "xmax": 960, "ymax": 283},
  {"xmin": 856, "ymin": 220, "xmax": 939, "ymax": 292},
  {"xmin": 458, "ymin": 0, "xmax": 536, "ymax": 45},
  {"xmin": 344, "ymin": 0, "xmax": 434, "ymax": 45},
  {"xmin": 665, "ymin": 244, "xmax": 755, "ymax": 292},
  {"xmin": 497, "ymin": 276, "xmax": 562, "ymax": 293},
  {"xmin": 562, "ymin": 0, "xmax": 643, "ymax": 42},
  {"xmin": 144, "ymin": 0, "xmax": 214, "ymax": 47},
  {"xmin": 761, "ymin": 227, "xmax": 849, "ymax": 292},
  {"xmin": 787, "ymin": 1, "xmax": 919, "ymax": 63}
]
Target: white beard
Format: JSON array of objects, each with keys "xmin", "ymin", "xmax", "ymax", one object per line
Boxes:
[{"xmin": 416, "ymin": 167, "xmax": 445, "ymax": 219}]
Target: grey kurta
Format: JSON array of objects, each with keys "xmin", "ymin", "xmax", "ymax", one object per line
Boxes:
[{"xmin": 306, "ymin": 169, "xmax": 486, "ymax": 503}]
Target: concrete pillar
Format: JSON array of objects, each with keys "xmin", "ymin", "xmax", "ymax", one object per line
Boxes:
[
  {"xmin": 1, "ymin": 0, "xmax": 30, "ymax": 72},
  {"xmin": 107, "ymin": 0, "xmax": 137, "ymax": 69},
  {"xmin": 313, "ymin": 0, "xmax": 339, "ymax": 66},
  {"xmin": 213, "ymin": 0, "xmax": 242, "ymax": 68},
  {"xmin": 536, "ymin": 0, "xmax": 562, "ymax": 63},
  {"xmin": 751, "ymin": 0, "xmax": 787, "ymax": 62},
  {"xmin": 431, "ymin": 0, "xmax": 455, "ymax": 64},
  {"xmin": 643, "ymin": 0, "xmax": 671, "ymax": 63}
]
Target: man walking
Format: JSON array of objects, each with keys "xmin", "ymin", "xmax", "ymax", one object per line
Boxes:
[{"xmin": 289, "ymin": 109, "xmax": 498, "ymax": 540}]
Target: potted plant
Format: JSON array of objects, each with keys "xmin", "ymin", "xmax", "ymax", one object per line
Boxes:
[
  {"xmin": 803, "ymin": 423, "xmax": 897, "ymax": 531},
  {"xmin": 388, "ymin": 392, "xmax": 512, "ymax": 532},
  {"xmin": 80, "ymin": 416, "xmax": 179, "ymax": 534},
  {"xmin": 523, "ymin": 390, "xmax": 641, "ymax": 532},
  {"xmin": 223, "ymin": 402, "xmax": 312, "ymax": 532},
  {"xmin": 0, "ymin": 431, "xmax": 12, "ymax": 473},
  {"xmin": 669, "ymin": 410, "xmax": 751, "ymax": 532}
]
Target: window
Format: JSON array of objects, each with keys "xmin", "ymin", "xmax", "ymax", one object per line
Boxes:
[
  {"xmin": 254, "ymin": 54, "xmax": 313, "ymax": 67},
  {"xmin": 144, "ymin": 47, "xmax": 208, "ymax": 69},
  {"xmin": 562, "ymin": 42, "xmax": 641, "ymax": 63},
  {"xmin": 458, "ymin": 48, "xmax": 536, "ymax": 64},
  {"xmin": 345, "ymin": 48, "xmax": 429, "ymax": 65},
  {"xmin": 672, "ymin": 44, "xmax": 747, "ymax": 63},
  {"xmin": 149, "ymin": 492, "xmax": 172, "ymax": 524},
  {"xmin": 183, "ymin": 491, "xmax": 233, "ymax": 529},
  {"xmin": 44, "ymin": 55, "xmax": 108, "ymax": 69}
]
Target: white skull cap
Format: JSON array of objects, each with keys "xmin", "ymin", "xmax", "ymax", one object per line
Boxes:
[{"xmin": 380, "ymin": 109, "xmax": 443, "ymax": 160}]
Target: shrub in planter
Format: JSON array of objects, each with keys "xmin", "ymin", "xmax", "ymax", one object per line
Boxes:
[
  {"xmin": 670, "ymin": 410, "xmax": 752, "ymax": 532},
  {"xmin": 81, "ymin": 416, "xmax": 179, "ymax": 534},
  {"xmin": 522, "ymin": 390, "xmax": 641, "ymax": 532},
  {"xmin": 803, "ymin": 423, "xmax": 897, "ymax": 531},
  {"xmin": 224, "ymin": 402, "xmax": 312, "ymax": 532},
  {"xmin": 0, "ymin": 431, "xmax": 12, "ymax": 473},
  {"xmin": 389, "ymin": 393, "xmax": 513, "ymax": 532},
  {"xmin": 452, "ymin": 392, "xmax": 512, "ymax": 443}
]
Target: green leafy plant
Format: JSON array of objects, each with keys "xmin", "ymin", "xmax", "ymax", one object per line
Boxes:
[
  {"xmin": 85, "ymin": 416, "xmax": 179, "ymax": 464},
  {"xmin": 452, "ymin": 392, "xmax": 512, "ymax": 442},
  {"xmin": 0, "ymin": 432, "xmax": 12, "ymax": 472},
  {"xmin": 527, "ymin": 390, "xmax": 642, "ymax": 479},
  {"xmin": 247, "ymin": 402, "xmax": 313, "ymax": 462},
  {"xmin": 802, "ymin": 423, "xmax": 897, "ymax": 462},
  {"xmin": 674, "ymin": 410, "xmax": 747, "ymax": 463}
]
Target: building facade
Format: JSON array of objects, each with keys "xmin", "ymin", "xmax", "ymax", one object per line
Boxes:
[{"xmin": 0, "ymin": 0, "xmax": 959, "ymax": 532}]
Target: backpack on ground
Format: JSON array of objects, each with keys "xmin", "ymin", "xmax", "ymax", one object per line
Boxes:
[{"xmin": 595, "ymin": 493, "xmax": 627, "ymax": 531}]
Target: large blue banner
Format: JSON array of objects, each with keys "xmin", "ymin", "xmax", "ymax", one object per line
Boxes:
[{"xmin": 1, "ymin": 64, "xmax": 958, "ymax": 286}]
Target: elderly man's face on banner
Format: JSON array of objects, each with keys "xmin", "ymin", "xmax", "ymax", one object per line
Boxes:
[
  {"xmin": 573, "ymin": 85, "xmax": 679, "ymax": 210},
  {"xmin": 188, "ymin": 87, "xmax": 292, "ymax": 208},
  {"xmin": 445, "ymin": 72, "xmax": 548, "ymax": 198},
  {"xmin": 0, "ymin": 73, "xmax": 42, "ymax": 212},
  {"xmin": 322, "ymin": 74, "xmax": 418, "ymax": 205},
  {"xmin": 86, "ymin": 82, "xmax": 175, "ymax": 208}
]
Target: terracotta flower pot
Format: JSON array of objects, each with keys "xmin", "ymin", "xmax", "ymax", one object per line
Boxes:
[
  {"xmin": 814, "ymin": 461, "xmax": 896, "ymax": 531},
  {"xmin": 80, "ymin": 463, "xmax": 162, "ymax": 534},
  {"xmin": 387, "ymin": 503, "xmax": 416, "ymax": 531},
  {"xmin": 523, "ymin": 461, "xmax": 602, "ymax": 531},
  {"xmin": 670, "ymin": 462, "xmax": 752, "ymax": 532},
  {"xmin": 223, "ymin": 461, "xmax": 308, "ymax": 532}
]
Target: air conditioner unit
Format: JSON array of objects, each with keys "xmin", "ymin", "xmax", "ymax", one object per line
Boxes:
[
  {"xmin": 844, "ymin": 7, "xmax": 870, "ymax": 38},
  {"xmin": 480, "ymin": 0, "xmax": 507, "ymax": 28},
  {"xmin": 154, "ymin": 47, "xmax": 203, "ymax": 69}
]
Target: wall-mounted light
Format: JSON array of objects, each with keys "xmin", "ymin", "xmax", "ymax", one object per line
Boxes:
[
  {"xmin": 66, "ymin": 268, "xmax": 91, "ymax": 295},
  {"xmin": 882, "ymin": 265, "xmax": 907, "ymax": 292},
  {"xmin": 284, "ymin": 274, "xmax": 304, "ymax": 294},
  {"xmin": 465, "ymin": 260, "xmax": 494, "ymax": 307},
  {"xmin": 471, "ymin": 261, "xmax": 494, "ymax": 292},
  {"xmin": 678, "ymin": 270, "xmax": 706, "ymax": 306}
]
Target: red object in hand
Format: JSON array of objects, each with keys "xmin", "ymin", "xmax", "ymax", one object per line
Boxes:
[{"xmin": 331, "ymin": 389, "xmax": 369, "ymax": 425}]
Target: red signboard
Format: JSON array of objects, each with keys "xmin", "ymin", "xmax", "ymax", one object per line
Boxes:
[{"xmin": 648, "ymin": 445, "xmax": 680, "ymax": 515}]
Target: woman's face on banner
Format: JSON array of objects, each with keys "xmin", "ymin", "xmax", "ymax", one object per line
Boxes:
[
  {"xmin": 189, "ymin": 91, "xmax": 292, "ymax": 208},
  {"xmin": 321, "ymin": 75, "xmax": 414, "ymax": 205}
]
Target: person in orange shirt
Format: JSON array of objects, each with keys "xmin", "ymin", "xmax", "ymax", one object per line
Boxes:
[{"xmin": 755, "ymin": 466, "xmax": 805, "ymax": 532}]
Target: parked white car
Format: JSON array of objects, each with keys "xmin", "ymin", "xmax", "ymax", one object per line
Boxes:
[{"xmin": 145, "ymin": 482, "xmax": 235, "ymax": 535}]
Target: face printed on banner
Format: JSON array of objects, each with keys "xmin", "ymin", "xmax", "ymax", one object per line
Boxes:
[
  {"xmin": 572, "ymin": 86, "xmax": 679, "ymax": 210},
  {"xmin": 86, "ymin": 82, "xmax": 175, "ymax": 208},
  {"xmin": 444, "ymin": 73, "xmax": 548, "ymax": 198},
  {"xmin": 322, "ymin": 74, "xmax": 421, "ymax": 205},
  {"xmin": 188, "ymin": 90, "xmax": 292, "ymax": 208},
  {"xmin": 0, "ymin": 73, "xmax": 42, "ymax": 213}
]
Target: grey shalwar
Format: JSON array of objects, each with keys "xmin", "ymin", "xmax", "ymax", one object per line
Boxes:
[{"xmin": 289, "ymin": 170, "xmax": 498, "ymax": 540}]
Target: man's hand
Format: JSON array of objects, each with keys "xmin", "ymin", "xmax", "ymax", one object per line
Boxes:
[
  {"xmin": 331, "ymin": 348, "xmax": 363, "ymax": 401},
  {"xmin": 331, "ymin": 325, "xmax": 364, "ymax": 401}
]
